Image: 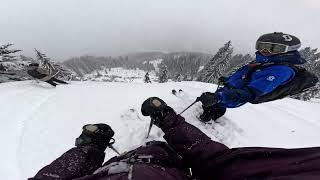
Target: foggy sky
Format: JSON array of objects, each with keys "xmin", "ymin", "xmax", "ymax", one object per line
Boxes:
[{"xmin": 1, "ymin": 0, "xmax": 320, "ymax": 61}]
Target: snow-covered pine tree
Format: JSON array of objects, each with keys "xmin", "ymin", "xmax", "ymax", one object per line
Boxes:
[
  {"xmin": 190, "ymin": 57, "xmax": 202, "ymax": 81},
  {"xmin": 300, "ymin": 47, "xmax": 320, "ymax": 75},
  {"xmin": 224, "ymin": 54, "xmax": 254, "ymax": 76},
  {"xmin": 159, "ymin": 52, "xmax": 209, "ymax": 82},
  {"xmin": 0, "ymin": 44, "xmax": 22, "ymax": 71},
  {"xmin": 292, "ymin": 47, "xmax": 320, "ymax": 100},
  {"xmin": 158, "ymin": 64, "xmax": 168, "ymax": 83},
  {"xmin": 20, "ymin": 55, "xmax": 34, "ymax": 62},
  {"xmin": 197, "ymin": 41, "xmax": 233, "ymax": 84},
  {"xmin": 0, "ymin": 44, "xmax": 30, "ymax": 82},
  {"xmin": 174, "ymin": 73, "xmax": 183, "ymax": 82},
  {"xmin": 34, "ymin": 49, "xmax": 74, "ymax": 80},
  {"xmin": 0, "ymin": 44, "xmax": 21, "ymax": 63},
  {"xmin": 53, "ymin": 63, "xmax": 75, "ymax": 80},
  {"xmin": 34, "ymin": 49, "xmax": 55, "ymax": 72}
]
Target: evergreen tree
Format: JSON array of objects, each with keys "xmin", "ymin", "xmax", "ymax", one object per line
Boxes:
[
  {"xmin": 0, "ymin": 44, "xmax": 22, "ymax": 71},
  {"xmin": 0, "ymin": 44, "xmax": 21, "ymax": 63},
  {"xmin": 160, "ymin": 52, "xmax": 210, "ymax": 82},
  {"xmin": 197, "ymin": 41, "xmax": 233, "ymax": 84},
  {"xmin": 158, "ymin": 64, "xmax": 168, "ymax": 83},
  {"xmin": 0, "ymin": 44, "xmax": 31, "ymax": 82},
  {"xmin": 190, "ymin": 57, "xmax": 202, "ymax": 80},
  {"xmin": 224, "ymin": 54, "xmax": 254, "ymax": 76},
  {"xmin": 20, "ymin": 55, "xmax": 34, "ymax": 62},
  {"xmin": 292, "ymin": 47, "xmax": 320, "ymax": 100},
  {"xmin": 34, "ymin": 49, "xmax": 74, "ymax": 80},
  {"xmin": 299, "ymin": 47, "xmax": 320, "ymax": 76},
  {"xmin": 34, "ymin": 49, "xmax": 55, "ymax": 72},
  {"xmin": 173, "ymin": 73, "xmax": 183, "ymax": 82}
]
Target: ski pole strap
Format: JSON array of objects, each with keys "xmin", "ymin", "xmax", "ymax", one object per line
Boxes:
[{"xmin": 107, "ymin": 138, "xmax": 115, "ymax": 146}]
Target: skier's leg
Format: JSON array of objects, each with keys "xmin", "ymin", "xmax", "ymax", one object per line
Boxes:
[
  {"xmin": 45, "ymin": 79, "xmax": 58, "ymax": 87},
  {"xmin": 199, "ymin": 104, "xmax": 226, "ymax": 122},
  {"xmin": 52, "ymin": 77, "xmax": 68, "ymax": 84}
]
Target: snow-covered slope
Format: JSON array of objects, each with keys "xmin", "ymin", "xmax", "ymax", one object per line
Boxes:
[
  {"xmin": 0, "ymin": 81, "xmax": 319, "ymax": 180},
  {"xmin": 83, "ymin": 67, "xmax": 157, "ymax": 82}
]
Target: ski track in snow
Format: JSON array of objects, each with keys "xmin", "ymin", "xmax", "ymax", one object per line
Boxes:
[
  {"xmin": 0, "ymin": 81, "xmax": 57, "ymax": 179},
  {"xmin": 17, "ymin": 91, "xmax": 56, "ymax": 177}
]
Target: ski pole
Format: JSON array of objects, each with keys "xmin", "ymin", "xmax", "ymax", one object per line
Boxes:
[
  {"xmin": 146, "ymin": 118, "xmax": 155, "ymax": 139},
  {"xmin": 109, "ymin": 145, "xmax": 121, "ymax": 155},
  {"xmin": 178, "ymin": 99, "xmax": 199, "ymax": 115}
]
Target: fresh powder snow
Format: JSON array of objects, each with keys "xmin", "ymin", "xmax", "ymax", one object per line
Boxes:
[{"xmin": 0, "ymin": 80, "xmax": 319, "ymax": 179}]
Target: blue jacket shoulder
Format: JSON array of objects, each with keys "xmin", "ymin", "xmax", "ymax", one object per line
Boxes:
[
  {"xmin": 248, "ymin": 65, "xmax": 295, "ymax": 95},
  {"xmin": 217, "ymin": 65, "xmax": 295, "ymax": 108}
]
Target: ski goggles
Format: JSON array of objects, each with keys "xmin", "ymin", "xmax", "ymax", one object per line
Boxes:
[{"xmin": 255, "ymin": 41, "xmax": 289, "ymax": 54}]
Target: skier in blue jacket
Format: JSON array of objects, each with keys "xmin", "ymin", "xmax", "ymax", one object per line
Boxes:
[{"xmin": 197, "ymin": 32, "xmax": 318, "ymax": 122}]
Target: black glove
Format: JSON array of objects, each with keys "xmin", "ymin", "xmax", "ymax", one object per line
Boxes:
[
  {"xmin": 141, "ymin": 97, "xmax": 174, "ymax": 127},
  {"xmin": 197, "ymin": 92, "xmax": 220, "ymax": 107},
  {"xmin": 218, "ymin": 76, "xmax": 227, "ymax": 85},
  {"xmin": 75, "ymin": 123, "xmax": 115, "ymax": 151}
]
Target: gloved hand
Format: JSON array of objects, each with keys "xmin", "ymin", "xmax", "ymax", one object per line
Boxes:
[
  {"xmin": 197, "ymin": 92, "xmax": 220, "ymax": 107},
  {"xmin": 218, "ymin": 76, "xmax": 227, "ymax": 85},
  {"xmin": 141, "ymin": 97, "xmax": 174, "ymax": 127},
  {"xmin": 75, "ymin": 123, "xmax": 115, "ymax": 151}
]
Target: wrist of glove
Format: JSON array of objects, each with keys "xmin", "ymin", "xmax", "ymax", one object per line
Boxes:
[
  {"xmin": 75, "ymin": 123, "xmax": 115, "ymax": 151},
  {"xmin": 141, "ymin": 97, "xmax": 175, "ymax": 128},
  {"xmin": 218, "ymin": 76, "xmax": 228, "ymax": 85},
  {"xmin": 197, "ymin": 92, "xmax": 220, "ymax": 107}
]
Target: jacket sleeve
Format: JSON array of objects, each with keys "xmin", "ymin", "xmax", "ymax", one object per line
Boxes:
[
  {"xmin": 216, "ymin": 86, "xmax": 256, "ymax": 108},
  {"xmin": 216, "ymin": 66, "xmax": 295, "ymax": 108},
  {"xmin": 161, "ymin": 112, "xmax": 229, "ymax": 179},
  {"xmin": 29, "ymin": 145, "xmax": 105, "ymax": 180}
]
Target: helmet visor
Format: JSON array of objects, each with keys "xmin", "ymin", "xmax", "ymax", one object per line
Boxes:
[{"xmin": 256, "ymin": 42, "xmax": 288, "ymax": 54}]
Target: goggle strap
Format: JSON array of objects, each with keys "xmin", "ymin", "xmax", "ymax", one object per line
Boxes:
[{"xmin": 287, "ymin": 43, "xmax": 301, "ymax": 52}]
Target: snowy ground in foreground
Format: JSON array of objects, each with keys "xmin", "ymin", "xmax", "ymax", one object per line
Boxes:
[{"xmin": 0, "ymin": 81, "xmax": 319, "ymax": 179}]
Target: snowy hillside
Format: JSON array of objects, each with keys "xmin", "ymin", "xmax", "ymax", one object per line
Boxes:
[
  {"xmin": 144, "ymin": 59, "xmax": 163, "ymax": 71},
  {"xmin": 83, "ymin": 67, "xmax": 157, "ymax": 82},
  {"xmin": 1, "ymin": 81, "xmax": 320, "ymax": 180}
]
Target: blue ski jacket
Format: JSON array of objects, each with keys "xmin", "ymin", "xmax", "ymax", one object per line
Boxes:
[{"xmin": 216, "ymin": 51, "xmax": 306, "ymax": 108}]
